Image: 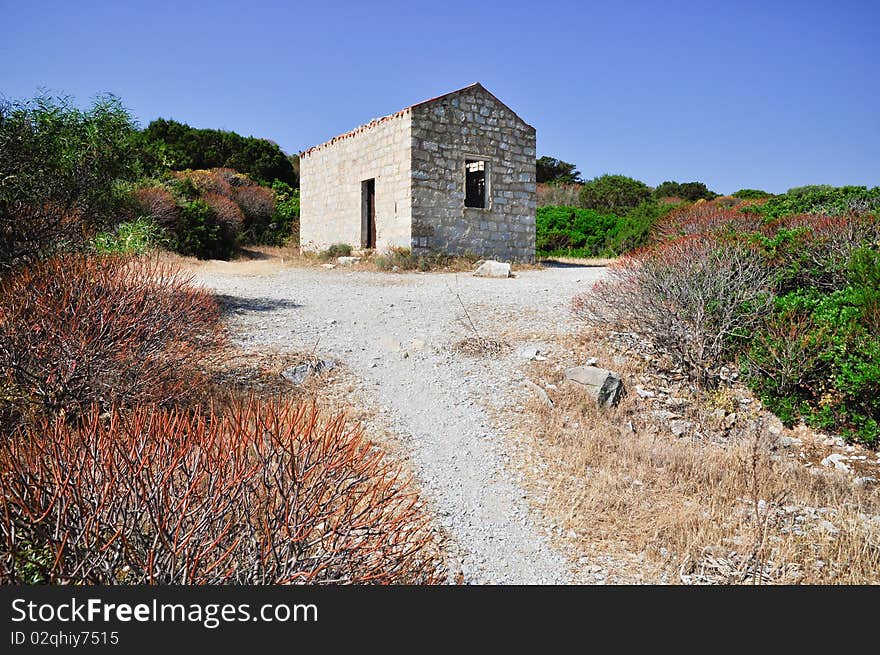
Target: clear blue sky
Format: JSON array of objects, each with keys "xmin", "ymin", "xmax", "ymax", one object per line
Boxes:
[{"xmin": 2, "ymin": 0, "xmax": 878, "ymax": 194}]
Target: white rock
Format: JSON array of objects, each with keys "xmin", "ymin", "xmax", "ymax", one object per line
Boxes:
[
  {"xmin": 336, "ymin": 256, "xmax": 360, "ymax": 266},
  {"xmin": 635, "ymin": 385, "xmax": 655, "ymax": 398},
  {"xmin": 821, "ymin": 453, "xmax": 851, "ymax": 472},
  {"xmin": 473, "ymin": 260, "xmax": 511, "ymax": 278}
]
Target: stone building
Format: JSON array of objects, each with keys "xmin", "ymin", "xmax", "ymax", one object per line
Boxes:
[{"xmin": 299, "ymin": 83, "xmax": 536, "ymax": 262}]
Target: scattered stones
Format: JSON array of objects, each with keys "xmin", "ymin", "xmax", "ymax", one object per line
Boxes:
[
  {"xmin": 564, "ymin": 365, "xmax": 624, "ymax": 408},
  {"xmin": 817, "ymin": 519, "xmax": 839, "ymax": 535},
  {"xmin": 821, "ymin": 453, "xmax": 851, "ymax": 473},
  {"xmin": 634, "ymin": 385, "xmax": 655, "ymax": 398},
  {"xmin": 669, "ymin": 419, "xmax": 691, "ymax": 437},
  {"xmin": 473, "ymin": 260, "xmax": 511, "ymax": 278},
  {"xmin": 516, "ymin": 344, "xmax": 548, "ymax": 361},
  {"xmin": 281, "ymin": 359, "xmax": 336, "ymax": 385},
  {"xmin": 410, "ymin": 338, "xmax": 426, "ymax": 351}
]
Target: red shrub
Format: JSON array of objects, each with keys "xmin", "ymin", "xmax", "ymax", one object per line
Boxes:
[
  {"xmin": 0, "ymin": 398, "xmax": 442, "ymax": 584},
  {"xmin": 173, "ymin": 169, "xmax": 233, "ymax": 197},
  {"xmin": 133, "ymin": 186, "xmax": 179, "ymax": 229},
  {"xmin": 0, "ymin": 255, "xmax": 222, "ymax": 421},
  {"xmin": 234, "ymin": 185, "xmax": 276, "ymax": 222},
  {"xmin": 203, "ymin": 192, "xmax": 245, "ymax": 231},
  {"xmin": 214, "ymin": 167, "xmax": 256, "ymax": 189},
  {"xmin": 652, "ymin": 204, "xmax": 763, "ymax": 243},
  {"xmin": 574, "ymin": 235, "xmax": 775, "ymax": 385}
]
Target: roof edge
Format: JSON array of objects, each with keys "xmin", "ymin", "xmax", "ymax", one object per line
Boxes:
[{"xmin": 299, "ymin": 83, "xmax": 533, "ymax": 158}]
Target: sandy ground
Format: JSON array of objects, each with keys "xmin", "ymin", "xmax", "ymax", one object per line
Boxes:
[{"xmin": 192, "ymin": 262, "xmax": 607, "ymax": 584}]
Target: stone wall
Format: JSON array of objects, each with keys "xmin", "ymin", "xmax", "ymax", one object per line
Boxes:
[
  {"xmin": 299, "ymin": 112, "xmax": 412, "ymax": 252},
  {"xmin": 410, "ymin": 86, "xmax": 536, "ymax": 262}
]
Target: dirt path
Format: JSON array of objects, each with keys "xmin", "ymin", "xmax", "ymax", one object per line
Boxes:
[{"xmin": 193, "ymin": 263, "xmax": 606, "ymax": 584}]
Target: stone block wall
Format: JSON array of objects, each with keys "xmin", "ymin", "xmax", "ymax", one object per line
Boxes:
[
  {"xmin": 410, "ymin": 86, "xmax": 536, "ymax": 262},
  {"xmin": 299, "ymin": 112, "xmax": 412, "ymax": 252}
]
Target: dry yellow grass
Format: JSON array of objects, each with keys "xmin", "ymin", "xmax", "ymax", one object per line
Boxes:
[{"xmin": 515, "ymin": 333, "xmax": 880, "ymax": 584}]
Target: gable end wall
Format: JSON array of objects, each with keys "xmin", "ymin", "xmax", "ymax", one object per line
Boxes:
[{"xmin": 410, "ymin": 88, "xmax": 536, "ymax": 262}]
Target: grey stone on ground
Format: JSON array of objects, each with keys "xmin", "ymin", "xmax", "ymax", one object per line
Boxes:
[
  {"xmin": 564, "ymin": 365, "xmax": 624, "ymax": 407},
  {"xmin": 194, "ymin": 264, "xmax": 607, "ymax": 584},
  {"xmin": 282, "ymin": 359, "xmax": 336, "ymax": 385}
]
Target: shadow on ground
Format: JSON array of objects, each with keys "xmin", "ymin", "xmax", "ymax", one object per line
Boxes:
[{"xmin": 215, "ymin": 294, "xmax": 303, "ymax": 315}]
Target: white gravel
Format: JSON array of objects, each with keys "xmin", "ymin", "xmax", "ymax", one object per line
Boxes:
[{"xmin": 194, "ymin": 263, "xmax": 606, "ymax": 584}]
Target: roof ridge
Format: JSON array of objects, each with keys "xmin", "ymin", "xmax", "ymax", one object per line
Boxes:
[{"xmin": 299, "ymin": 83, "xmax": 531, "ymax": 157}]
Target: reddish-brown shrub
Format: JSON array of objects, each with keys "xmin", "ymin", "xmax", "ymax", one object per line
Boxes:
[
  {"xmin": 0, "ymin": 398, "xmax": 442, "ymax": 584},
  {"xmin": 133, "ymin": 186, "xmax": 179, "ymax": 229},
  {"xmin": 234, "ymin": 185, "xmax": 276, "ymax": 222},
  {"xmin": 574, "ymin": 235, "xmax": 775, "ymax": 385},
  {"xmin": 203, "ymin": 192, "xmax": 245, "ymax": 231},
  {"xmin": 0, "ymin": 255, "xmax": 222, "ymax": 421},
  {"xmin": 214, "ymin": 167, "xmax": 256, "ymax": 189},
  {"xmin": 651, "ymin": 204, "xmax": 763, "ymax": 243},
  {"xmin": 173, "ymin": 169, "xmax": 233, "ymax": 197}
]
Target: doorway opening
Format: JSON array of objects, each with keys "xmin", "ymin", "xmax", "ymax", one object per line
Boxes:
[{"xmin": 361, "ymin": 178, "xmax": 376, "ymax": 248}]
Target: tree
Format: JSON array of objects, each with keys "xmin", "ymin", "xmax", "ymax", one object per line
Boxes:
[
  {"xmin": 536, "ymin": 156, "xmax": 582, "ymax": 184},
  {"xmin": 0, "ymin": 94, "xmax": 138, "ymax": 271},
  {"xmin": 654, "ymin": 180, "xmax": 717, "ymax": 202},
  {"xmin": 578, "ymin": 174, "xmax": 652, "ymax": 215},
  {"xmin": 732, "ymin": 189, "xmax": 773, "ymax": 199},
  {"xmin": 140, "ymin": 119, "xmax": 298, "ymax": 187}
]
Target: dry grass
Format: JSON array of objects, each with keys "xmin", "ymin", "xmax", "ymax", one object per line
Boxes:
[
  {"xmin": 164, "ymin": 244, "xmax": 545, "ymax": 275},
  {"xmin": 516, "ymin": 332, "xmax": 880, "ymax": 584},
  {"xmin": 539, "ymin": 256, "xmax": 617, "ymax": 267},
  {"xmin": 452, "ymin": 336, "xmax": 510, "ymax": 357}
]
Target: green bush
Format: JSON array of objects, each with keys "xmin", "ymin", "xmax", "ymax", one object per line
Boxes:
[
  {"xmin": 176, "ymin": 199, "xmax": 237, "ymax": 260},
  {"xmin": 271, "ymin": 180, "xmax": 300, "ymax": 246},
  {"xmin": 318, "ymin": 243, "xmax": 353, "ymax": 260},
  {"xmin": 537, "ymin": 201, "xmax": 682, "ymax": 257},
  {"xmin": 654, "ymin": 181, "xmax": 717, "ymax": 202},
  {"xmin": 578, "ymin": 174, "xmax": 652, "ymax": 215},
  {"xmin": 743, "ymin": 221, "xmax": 880, "ymax": 444},
  {"xmin": 93, "ymin": 218, "xmax": 171, "ymax": 254},
  {"xmin": 732, "ymin": 188, "xmax": 773, "ymax": 200},
  {"xmin": 0, "ymin": 93, "xmax": 139, "ymax": 270},
  {"xmin": 140, "ymin": 118, "xmax": 297, "ymax": 186},
  {"xmin": 536, "ymin": 206, "xmax": 618, "ymax": 257},
  {"xmin": 756, "ymin": 185, "xmax": 880, "ymax": 219}
]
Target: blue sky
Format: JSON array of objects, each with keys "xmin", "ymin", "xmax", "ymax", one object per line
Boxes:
[{"xmin": 2, "ymin": 0, "xmax": 878, "ymax": 194}]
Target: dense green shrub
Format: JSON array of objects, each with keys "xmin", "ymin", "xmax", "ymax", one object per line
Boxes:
[
  {"xmin": 140, "ymin": 118, "xmax": 297, "ymax": 186},
  {"xmin": 537, "ymin": 201, "xmax": 683, "ymax": 257},
  {"xmin": 578, "ymin": 174, "xmax": 652, "ymax": 215},
  {"xmin": 732, "ymin": 188, "xmax": 773, "ymax": 199},
  {"xmin": 271, "ymin": 181, "xmax": 300, "ymax": 246},
  {"xmin": 176, "ymin": 199, "xmax": 238, "ymax": 259},
  {"xmin": 536, "ymin": 156, "xmax": 582, "ymax": 184},
  {"xmin": 746, "ymin": 219, "xmax": 880, "ymax": 444},
  {"xmin": 536, "ymin": 206, "xmax": 619, "ymax": 257},
  {"xmin": 654, "ymin": 181, "xmax": 717, "ymax": 202},
  {"xmin": 0, "ymin": 94, "xmax": 139, "ymax": 270},
  {"xmin": 93, "ymin": 218, "xmax": 171, "ymax": 254},
  {"xmin": 756, "ymin": 185, "xmax": 880, "ymax": 219}
]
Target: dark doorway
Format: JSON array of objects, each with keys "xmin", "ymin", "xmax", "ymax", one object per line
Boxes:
[{"xmin": 362, "ymin": 179, "xmax": 376, "ymax": 248}]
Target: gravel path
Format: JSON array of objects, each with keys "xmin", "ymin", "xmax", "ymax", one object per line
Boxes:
[{"xmin": 194, "ymin": 263, "xmax": 606, "ymax": 584}]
